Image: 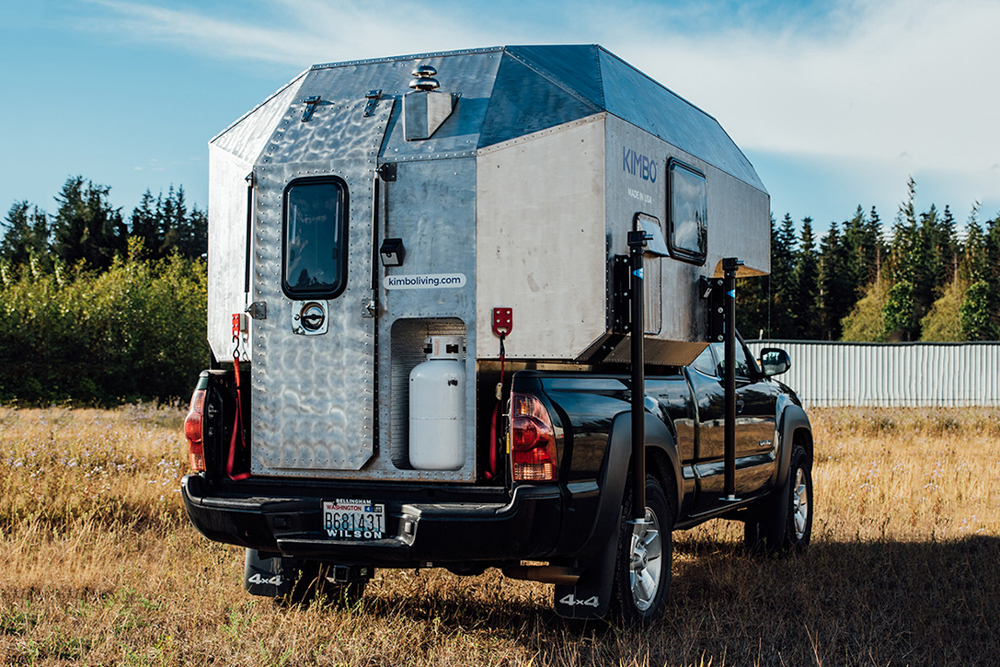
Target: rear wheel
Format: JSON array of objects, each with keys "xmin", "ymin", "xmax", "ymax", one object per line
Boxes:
[{"xmin": 611, "ymin": 475, "xmax": 673, "ymax": 625}]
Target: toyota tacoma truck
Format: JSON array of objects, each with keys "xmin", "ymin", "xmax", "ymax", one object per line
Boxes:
[{"xmin": 180, "ymin": 45, "xmax": 813, "ymax": 623}]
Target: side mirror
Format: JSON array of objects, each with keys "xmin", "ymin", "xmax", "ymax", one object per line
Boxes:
[{"xmin": 759, "ymin": 347, "xmax": 791, "ymax": 377}]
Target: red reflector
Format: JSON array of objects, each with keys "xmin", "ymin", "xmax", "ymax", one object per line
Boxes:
[
  {"xmin": 184, "ymin": 388, "xmax": 207, "ymax": 472},
  {"xmin": 509, "ymin": 393, "xmax": 558, "ymax": 482}
]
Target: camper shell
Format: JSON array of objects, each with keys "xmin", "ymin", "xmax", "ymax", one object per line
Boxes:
[{"xmin": 183, "ymin": 45, "xmax": 810, "ymax": 622}]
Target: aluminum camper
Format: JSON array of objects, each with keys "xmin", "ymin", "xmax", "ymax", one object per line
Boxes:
[{"xmin": 182, "ymin": 45, "xmax": 812, "ymax": 623}]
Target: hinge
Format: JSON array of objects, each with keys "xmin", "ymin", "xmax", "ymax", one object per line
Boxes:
[
  {"xmin": 363, "ymin": 89, "xmax": 383, "ymax": 117},
  {"xmin": 301, "ymin": 96, "xmax": 324, "ymax": 122}
]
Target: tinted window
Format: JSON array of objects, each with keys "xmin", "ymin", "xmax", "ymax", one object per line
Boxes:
[
  {"xmin": 711, "ymin": 342, "xmax": 750, "ymax": 380},
  {"xmin": 692, "ymin": 345, "xmax": 717, "ymax": 376},
  {"xmin": 282, "ymin": 177, "xmax": 348, "ymax": 299},
  {"xmin": 667, "ymin": 160, "xmax": 707, "ymax": 264}
]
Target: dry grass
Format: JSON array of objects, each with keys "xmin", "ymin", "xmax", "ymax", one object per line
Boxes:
[{"xmin": 2, "ymin": 405, "xmax": 999, "ymax": 666}]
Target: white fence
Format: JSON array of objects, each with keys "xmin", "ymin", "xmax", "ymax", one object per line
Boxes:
[{"xmin": 745, "ymin": 341, "xmax": 1000, "ymax": 407}]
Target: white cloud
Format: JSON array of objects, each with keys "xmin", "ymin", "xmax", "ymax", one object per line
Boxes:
[{"xmin": 86, "ymin": 0, "xmax": 1000, "ymax": 215}]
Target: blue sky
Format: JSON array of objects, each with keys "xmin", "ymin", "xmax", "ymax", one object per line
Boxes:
[{"xmin": 2, "ymin": 0, "xmax": 998, "ymax": 236}]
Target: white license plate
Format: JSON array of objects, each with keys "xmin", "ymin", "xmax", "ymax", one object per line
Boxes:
[{"xmin": 323, "ymin": 499, "xmax": 385, "ymax": 540}]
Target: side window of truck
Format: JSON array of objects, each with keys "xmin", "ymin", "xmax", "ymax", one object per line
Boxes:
[
  {"xmin": 282, "ymin": 177, "xmax": 349, "ymax": 299},
  {"xmin": 711, "ymin": 342, "xmax": 750, "ymax": 380},
  {"xmin": 692, "ymin": 345, "xmax": 717, "ymax": 377}
]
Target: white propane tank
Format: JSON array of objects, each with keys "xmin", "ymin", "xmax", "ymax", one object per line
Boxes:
[{"xmin": 409, "ymin": 335, "xmax": 466, "ymax": 470}]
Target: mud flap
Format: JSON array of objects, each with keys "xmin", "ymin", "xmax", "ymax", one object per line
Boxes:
[
  {"xmin": 553, "ymin": 522, "xmax": 621, "ymax": 619},
  {"xmin": 244, "ymin": 548, "xmax": 295, "ymax": 597}
]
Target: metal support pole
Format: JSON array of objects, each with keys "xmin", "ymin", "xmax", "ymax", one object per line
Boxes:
[
  {"xmin": 628, "ymin": 229, "xmax": 649, "ymax": 520},
  {"xmin": 722, "ymin": 257, "xmax": 742, "ymax": 501}
]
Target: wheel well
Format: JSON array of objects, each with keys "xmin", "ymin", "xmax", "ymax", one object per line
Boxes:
[
  {"xmin": 793, "ymin": 427, "xmax": 813, "ymax": 461},
  {"xmin": 646, "ymin": 448, "xmax": 678, "ymax": 512}
]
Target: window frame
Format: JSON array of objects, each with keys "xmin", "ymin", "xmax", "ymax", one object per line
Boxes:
[
  {"xmin": 281, "ymin": 175, "xmax": 350, "ymax": 301},
  {"xmin": 666, "ymin": 158, "xmax": 708, "ymax": 265}
]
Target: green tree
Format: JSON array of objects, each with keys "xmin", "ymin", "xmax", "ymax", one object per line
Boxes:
[
  {"xmin": 842, "ymin": 206, "xmax": 881, "ymax": 297},
  {"xmin": 767, "ymin": 213, "xmax": 798, "ymax": 338},
  {"xmin": 883, "ymin": 280, "xmax": 917, "ymax": 341},
  {"xmin": 129, "ymin": 186, "xmax": 208, "ymax": 260},
  {"xmin": 960, "ymin": 280, "xmax": 998, "ymax": 341},
  {"xmin": 841, "ymin": 278, "xmax": 888, "ymax": 342},
  {"xmin": 920, "ymin": 277, "xmax": 966, "ymax": 341},
  {"xmin": 791, "ymin": 217, "xmax": 820, "ymax": 338},
  {"xmin": 818, "ymin": 221, "xmax": 852, "ymax": 339},
  {"xmin": 1, "ymin": 201, "xmax": 50, "ymax": 272},
  {"xmin": 959, "ymin": 203, "xmax": 988, "ymax": 284},
  {"xmin": 50, "ymin": 176, "xmax": 126, "ymax": 270}
]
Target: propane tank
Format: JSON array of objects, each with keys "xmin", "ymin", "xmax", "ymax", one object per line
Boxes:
[{"xmin": 409, "ymin": 335, "xmax": 466, "ymax": 470}]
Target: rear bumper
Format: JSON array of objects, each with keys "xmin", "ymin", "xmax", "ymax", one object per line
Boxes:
[{"xmin": 181, "ymin": 474, "xmax": 562, "ymax": 566}]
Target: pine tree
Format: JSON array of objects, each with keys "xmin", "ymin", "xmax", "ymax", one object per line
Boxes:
[
  {"xmin": 767, "ymin": 213, "xmax": 798, "ymax": 338},
  {"xmin": 885, "ymin": 178, "xmax": 921, "ymax": 340},
  {"xmin": 130, "ymin": 190, "xmax": 159, "ymax": 258},
  {"xmin": 791, "ymin": 217, "xmax": 820, "ymax": 338},
  {"xmin": 1, "ymin": 201, "xmax": 50, "ymax": 271},
  {"xmin": 818, "ymin": 221, "xmax": 851, "ymax": 339},
  {"xmin": 50, "ymin": 176, "xmax": 126, "ymax": 270}
]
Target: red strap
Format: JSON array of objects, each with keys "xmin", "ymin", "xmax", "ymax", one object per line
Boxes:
[{"xmin": 228, "ymin": 317, "xmax": 251, "ymax": 481}]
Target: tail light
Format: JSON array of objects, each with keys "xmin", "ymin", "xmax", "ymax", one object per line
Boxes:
[
  {"xmin": 184, "ymin": 388, "xmax": 207, "ymax": 472},
  {"xmin": 510, "ymin": 392, "xmax": 558, "ymax": 482}
]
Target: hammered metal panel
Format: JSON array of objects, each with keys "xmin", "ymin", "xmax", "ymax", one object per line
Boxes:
[
  {"xmin": 212, "ymin": 72, "xmax": 308, "ymax": 164},
  {"xmin": 250, "ymin": 96, "xmax": 395, "ymax": 475}
]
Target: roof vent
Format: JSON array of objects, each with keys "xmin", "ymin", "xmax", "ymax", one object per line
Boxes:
[
  {"xmin": 404, "ymin": 63, "xmax": 455, "ymax": 141},
  {"xmin": 409, "ymin": 65, "xmax": 440, "ymax": 91}
]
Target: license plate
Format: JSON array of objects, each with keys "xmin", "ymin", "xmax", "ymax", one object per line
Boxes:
[{"xmin": 323, "ymin": 498, "xmax": 385, "ymax": 540}]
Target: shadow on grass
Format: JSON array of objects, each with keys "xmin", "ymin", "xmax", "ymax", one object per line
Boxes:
[
  {"xmin": 337, "ymin": 535, "xmax": 1000, "ymax": 666},
  {"xmin": 661, "ymin": 533, "xmax": 1000, "ymax": 666}
]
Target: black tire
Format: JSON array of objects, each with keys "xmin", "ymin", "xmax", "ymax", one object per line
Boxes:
[
  {"xmin": 745, "ymin": 444, "xmax": 812, "ymax": 553},
  {"xmin": 281, "ymin": 561, "xmax": 368, "ymax": 607},
  {"xmin": 611, "ymin": 474, "xmax": 674, "ymax": 625}
]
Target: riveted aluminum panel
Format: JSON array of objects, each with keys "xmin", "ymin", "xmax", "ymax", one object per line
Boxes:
[
  {"xmin": 505, "ymin": 45, "xmax": 605, "ymax": 109},
  {"xmin": 300, "ymin": 52, "xmax": 501, "ymax": 164},
  {"xmin": 212, "ymin": 72, "xmax": 308, "ymax": 164},
  {"xmin": 378, "ymin": 157, "xmax": 478, "ymax": 480},
  {"xmin": 603, "ymin": 114, "xmax": 769, "ymax": 365},
  {"xmin": 598, "ymin": 49, "xmax": 765, "ymax": 192},
  {"xmin": 746, "ymin": 341, "xmax": 1000, "ymax": 407},
  {"xmin": 249, "ymin": 95, "xmax": 394, "ymax": 476},
  {"xmin": 476, "ymin": 115, "xmax": 607, "ymax": 360},
  {"xmin": 207, "ymin": 146, "xmax": 253, "ymax": 362},
  {"xmin": 478, "ymin": 52, "xmax": 601, "ymax": 149}
]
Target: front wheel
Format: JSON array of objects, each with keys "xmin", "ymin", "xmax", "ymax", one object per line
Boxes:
[
  {"xmin": 745, "ymin": 444, "xmax": 812, "ymax": 553},
  {"xmin": 611, "ymin": 474, "xmax": 674, "ymax": 625},
  {"xmin": 784, "ymin": 445, "xmax": 813, "ymax": 552}
]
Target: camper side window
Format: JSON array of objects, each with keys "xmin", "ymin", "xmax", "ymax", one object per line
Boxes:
[
  {"xmin": 667, "ymin": 160, "xmax": 707, "ymax": 264},
  {"xmin": 282, "ymin": 177, "xmax": 348, "ymax": 299}
]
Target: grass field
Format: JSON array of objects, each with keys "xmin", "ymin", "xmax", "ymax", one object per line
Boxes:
[{"xmin": 1, "ymin": 405, "xmax": 999, "ymax": 666}]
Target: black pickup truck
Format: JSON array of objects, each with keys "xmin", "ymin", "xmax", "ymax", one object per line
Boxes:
[{"xmin": 182, "ymin": 336, "xmax": 812, "ymax": 624}]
